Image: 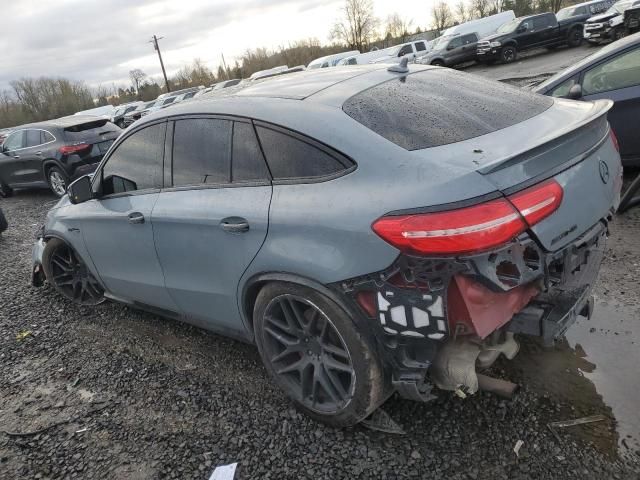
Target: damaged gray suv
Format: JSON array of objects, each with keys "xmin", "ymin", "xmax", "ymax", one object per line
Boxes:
[{"xmin": 32, "ymin": 64, "xmax": 621, "ymax": 427}]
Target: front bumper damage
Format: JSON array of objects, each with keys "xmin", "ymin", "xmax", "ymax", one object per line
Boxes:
[{"xmin": 337, "ymin": 219, "xmax": 608, "ymax": 401}]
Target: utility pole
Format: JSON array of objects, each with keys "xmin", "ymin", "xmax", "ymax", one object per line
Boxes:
[
  {"xmin": 150, "ymin": 35, "xmax": 170, "ymax": 93},
  {"xmin": 220, "ymin": 53, "xmax": 229, "ymax": 80}
]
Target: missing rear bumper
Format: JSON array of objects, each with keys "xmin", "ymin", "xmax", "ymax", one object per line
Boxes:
[{"xmin": 337, "ymin": 220, "xmax": 607, "ymax": 400}]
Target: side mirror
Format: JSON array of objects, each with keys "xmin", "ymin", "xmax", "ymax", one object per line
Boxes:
[
  {"xmin": 517, "ymin": 26, "xmax": 526, "ymax": 33},
  {"xmin": 68, "ymin": 175, "xmax": 93, "ymax": 204},
  {"xmin": 568, "ymin": 83, "xmax": 583, "ymax": 100}
]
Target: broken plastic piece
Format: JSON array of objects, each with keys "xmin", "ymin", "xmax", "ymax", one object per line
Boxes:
[
  {"xmin": 361, "ymin": 408, "xmax": 406, "ymax": 434},
  {"xmin": 548, "ymin": 415, "xmax": 606, "ymax": 429},
  {"xmin": 513, "ymin": 439, "xmax": 524, "ymax": 458},
  {"xmin": 209, "ymin": 463, "xmax": 238, "ymax": 480}
]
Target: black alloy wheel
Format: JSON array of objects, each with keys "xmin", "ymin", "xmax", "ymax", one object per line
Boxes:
[
  {"xmin": 568, "ymin": 29, "xmax": 583, "ymax": 47},
  {"xmin": 254, "ymin": 282, "xmax": 387, "ymax": 427},
  {"xmin": 42, "ymin": 238, "xmax": 104, "ymax": 305},
  {"xmin": 262, "ymin": 294, "xmax": 355, "ymax": 413},
  {"xmin": 501, "ymin": 45, "xmax": 517, "ymax": 63}
]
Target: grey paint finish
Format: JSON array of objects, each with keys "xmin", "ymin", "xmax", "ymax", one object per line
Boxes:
[
  {"xmin": 152, "ymin": 185, "xmax": 271, "ymax": 332},
  {"xmin": 35, "ymin": 65, "xmax": 620, "ymax": 340}
]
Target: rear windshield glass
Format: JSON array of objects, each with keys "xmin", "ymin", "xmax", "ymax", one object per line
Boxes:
[
  {"xmin": 342, "ymin": 69, "xmax": 553, "ymax": 150},
  {"xmin": 64, "ymin": 120, "xmax": 120, "ymax": 141}
]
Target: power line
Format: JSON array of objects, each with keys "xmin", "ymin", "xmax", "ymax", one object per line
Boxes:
[{"xmin": 150, "ymin": 35, "xmax": 170, "ymax": 93}]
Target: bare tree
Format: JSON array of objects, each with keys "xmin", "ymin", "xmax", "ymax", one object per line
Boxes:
[
  {"xmin": 384, "ymin": 13, "xmax": 413, "ymax": 44},
  {"xmin": 490, "ymin": 0, "xmax": 505, "ymax": 14},
  {"xmin": 128, "ymin": 69, "xmax": 147, "ymax": 94},
  {"xmin": 330, "ymin": 0, "xmax": 379, "ymax": 51},
  {"xmin": 471, "ymin": 0, "xmax": 490, "ymax": 18},
  {"xmin": 456, "ymin": 1, "xmax": 470, "ymax": 22},
  {"xmin": 432, "ymin": 2, "xmax": 454, "ymax": 32}
]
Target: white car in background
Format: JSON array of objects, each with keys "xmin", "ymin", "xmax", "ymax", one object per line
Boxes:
[
  {"xmin": 307, "ymin": 50, "xmax": 360, "ymax": 69},
  {"xmin": 438, "ymin": 11, "xmax": 516, "ymax": 43},
  {"xmin": 369, "ymin": 40, "xmax": 430, "ymax": 64}
]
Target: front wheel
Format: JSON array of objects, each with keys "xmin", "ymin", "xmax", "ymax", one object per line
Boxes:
[
  {"xmin": 612, "ymin": 27, "xmax": 626, "ymax": 41},
  {"xmin": 501, "ymin": 46, "xmax": 517, "ymax": 63},
  {"xmin": 430, "ymin": 59, "xmax": 445, "ymax": 67},
  {"xmin": 0, "ymin": 208, "xmax": 7, "ymax": 234},
  {"xmin": 0, "ymin": 179, "xmax": 13, "ymax": 198},
  {"xmin": 47, "ymin": 167, "xmax": 69, "ymax": 197},
  {"xmin": 254, "ymin": 282, "xmax": 386, "ymax": 427},
  {"xmin": 567, "ymin": 29, "xmax": 583, "ymax": 47},
  {"xmin": 42, "ymin": 238, "xmax": 105, "ymax": 305}
]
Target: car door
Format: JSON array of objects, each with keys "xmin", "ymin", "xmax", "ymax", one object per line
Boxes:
[
  {"xmin": 580, "ymin": 45, "xmax": 640, "ymax": 161},
  {"xmin": 0, "ymin": 130, "xmax": 26, "ymax": 186},
  {"xmin": 533, "ymin": 14, "xmax": 557, "ymax": 46},
  {"xmin": 18, "ymin": 129, "xmax": 50, "ymax": 184},
  {"xmin": 516, "ymin": 18, "xmax": 537, "ymax": 48},
  {"xmin": 459, "ymin": 33, "xmax": 479, "ymax": 63},
  {"xmin": 151, "ymin": 117, "xmax": 272, "ymax": 333},
  {"xmin": 445, "ymin": 36, "xmax": 465, "ymax": 65},
  {"xmin": 80, "ymin": 120, "xmax": 179, "ymax": 311}
]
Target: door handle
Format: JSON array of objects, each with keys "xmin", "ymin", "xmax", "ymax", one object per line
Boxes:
[
  {"xmin": 128, "ymin": 212, "xmax": 145, "ymax": 224},
  {"xmin": 35, "ymin": 151, "xmax": 43, "ymax": 156},
  {"xmin": 220, "ymin": 217, "xmax": 249, "ymax": 233},
  {"xmin": 12, "ymin": 155, "xmax": 20, "ymax": 159}
]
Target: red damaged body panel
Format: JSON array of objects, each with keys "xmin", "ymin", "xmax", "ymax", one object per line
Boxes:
[{"xmin": 447, "ymin": 275, "xmax": 540, "ymax": 339}]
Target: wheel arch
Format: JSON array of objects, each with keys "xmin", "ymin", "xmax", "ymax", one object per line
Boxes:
[
  {"xmin": 42, "ymin": 159, "xmax": 65, "ymax": 179},
  {"xmin": 240, "ymin": 271, "xmax": 359, "ymax": 342}
]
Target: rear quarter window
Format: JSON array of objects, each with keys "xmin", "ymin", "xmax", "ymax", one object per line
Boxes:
[{"xmin": 342, "ymin": 69, "xmax": 553, "ymax": 151}]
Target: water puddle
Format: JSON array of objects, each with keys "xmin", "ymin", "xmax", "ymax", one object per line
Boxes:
[{"xmin": 510, "ymin": 297, "xmax": 640, "ymax": 456}]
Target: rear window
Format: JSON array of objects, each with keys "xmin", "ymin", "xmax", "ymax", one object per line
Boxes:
[
  {"xmin": 342, "ymin": 69, "xmax": 553, "ymax": 151},
  {"xmin": 64, "ymin": 120, "xmax": 120, "ymax": 141}
]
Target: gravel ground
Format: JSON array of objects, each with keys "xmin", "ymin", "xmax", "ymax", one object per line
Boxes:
[{"xmin": 1, "ymin": 188, "xmax": 640, "ymax": 480}]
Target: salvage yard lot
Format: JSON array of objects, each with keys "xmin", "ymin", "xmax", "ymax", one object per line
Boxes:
[{"xmin": 1, "ymin": 48, "xmax": 640, "ymax": 479}]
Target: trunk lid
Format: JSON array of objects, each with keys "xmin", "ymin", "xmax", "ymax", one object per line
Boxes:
[{"xmin": 63, "ymin": 119, "xmax": 121, "ymax": 159}]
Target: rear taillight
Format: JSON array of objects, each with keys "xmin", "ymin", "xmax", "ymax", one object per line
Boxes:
[
  {"xmin": 610, "ymin": 129, "xmax": 619, "ymax": 153},
  {"xmin": 59, "ymin": 143, "xmax": 90, "ymax": 155},
  {"xmin": 372, "ymin": 180, "xmax": 563, "ymax": 256}
]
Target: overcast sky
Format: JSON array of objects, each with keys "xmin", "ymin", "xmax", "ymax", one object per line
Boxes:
[{"xmin": 0, "ymin": 0, "xmax": 434, "ymax": 92}]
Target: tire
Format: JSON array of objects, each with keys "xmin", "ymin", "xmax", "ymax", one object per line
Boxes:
[
  {"xmin": 0, "ymin": 179, "xmax": 13, "ymax": 198},
  {"xmin": 47, "ymin": 166, "xmax": 69, "ymax": 197},
  {"xmin": 567, "ymin": 28, "xmax": 583, "ymax": 47},
  {"xmin": 586, "ymin": 40, "xmax": 600, "ymax": 47},
  {"xmin": 612, "ymin": 27, "xmax": 626, "ymax": 41},
  {"xmin": 430, "ymin": 59, "xmax": 445, "ymax": 67},
  {"xmin": 501, "ymin": 45, "xmax": 517, "ymax": 63},
  {"xmin": 253, "ymin": 282, "xmax": 386, "ymax": 427},
  {"xmin": 0, "ymin": 207, "xmax": 7, "ymax": 234},
  {"xmin": 42, "ymin": 238, "xmax": 105, "ymax": 305}
]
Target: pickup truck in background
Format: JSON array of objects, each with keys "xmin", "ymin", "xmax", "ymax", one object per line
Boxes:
[
  {"xmin": 584, "ymin": 0, "xmax": 640, "ymax": 43},
  {"xmin": 477, "ymin": 12, "xmax": 586, "ymax": 63}
]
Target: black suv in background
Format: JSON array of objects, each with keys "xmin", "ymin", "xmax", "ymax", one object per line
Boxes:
[
  {"xmin": 477, "ymin": 12, "xmax": 586, "ymax": 63},
  {"xmin": 0, "ymin": 116, "xmax": 121, "ymax": 197}
]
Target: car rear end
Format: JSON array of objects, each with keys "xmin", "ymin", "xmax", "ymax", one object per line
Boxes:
[
  {"xmin": 339, "ymin": 68, "xmax": 621, "ymax": 399},
  {"xmin": 57, "ymin": 118, "xmax": 121, "ymax": 179}
]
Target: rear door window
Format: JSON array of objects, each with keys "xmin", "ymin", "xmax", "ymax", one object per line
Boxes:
[
  {"xmin": 343, "ymin": 69, "xmax": 553, "ymax": 151},
  {"xmin": 462, "ymin": 33, "xmax": 479, "ymax": 43},
  {"xmin": 232, "ymin": 122, "xmax": 270, "ymax": 182},
  {"xmin": 101, "ymin": 123, "xmax": 166, "ymax": 194},
  {"xmin": 415, "ymin": 41, "xmax": 427, "ymax": 51},
  {"xmin": 582, "ymin": 46, "xmax": 640, "ymax": 95},
  {"xmin": 256, "ymin": 126, "xmax": 351, "ymax": 180},
  {"xmin": 26, "ymin": 129, "xmax": 42, "ymax": 148},
  {"xmin": 533, "ymin": 15, "xmax": 552, "ymax": 29},
  {"xmin": 172, "ymin": 118, "xmax": 231, "ymax": 186}
]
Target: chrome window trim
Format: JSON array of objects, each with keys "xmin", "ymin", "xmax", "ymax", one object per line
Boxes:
[{"xmin": 3, "ymin": 128, "xmax": 57, "ymax": 152}]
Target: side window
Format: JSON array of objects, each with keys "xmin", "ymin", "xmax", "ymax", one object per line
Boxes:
[
  {"xmin": 520, "ymin": 19, "xmax": 533, "ymax": 31},
  {"xmin": 172, "ymin": 118, "xmax": 231, "ymax": 186},
  {"xmin": 101, "ymin": 123, "xmax": 165, "ymax": 195},
  {"xmin": 398, "ymin": 44, "xmax": 413, "ymax": 56},
  {"xmin": 347, "ymin": 58, "xmax": 357, "ymax": 65},
  {"xmin": 448, "ymin": 37, "xmax": 463, "ymax": 49},
  {"xmin": 583, "ymin": 47, "xmax": 640, "ymax": 95},
  {"xmin": 574, "ymin": 6, "xmax": 587, "ymax": 15},
  {"xmin": 462, "ymin": 33, "xmax": 478, "ymax": 44},
  {"xmin": 415, "ymin": 41, "xmax": 427, "ymax": 51},
  {"xmin": 533, "ymin": 16, "xmax": 551, "ymax": 29},
  {"xmin": 550, "ymin": 76, "xmax": 579, "ymax": 97},
  {"xmin": 26, "ymin": 129, "xmax": 42, "ymax": 148},
  {"xmin": 232, "ymin": 122, "xmax": 270, "ymax": 182},
  {"xmin": 3, "ymin": 130, "xmax": 25, "ymax": 151},
  {"xmin": 256, "ymin": 126, "xmax": 350, "ymax": 180},
  {"xmin": 42, "ymin": 131, "xmax": 55, "ymax": 143}
]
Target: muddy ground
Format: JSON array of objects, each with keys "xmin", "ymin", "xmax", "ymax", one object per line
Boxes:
[{"xmin": 1, "ymin": 179, "xmax": 640, "ymax": 480}]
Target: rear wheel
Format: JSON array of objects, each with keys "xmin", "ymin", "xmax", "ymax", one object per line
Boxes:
[
  {"xmin": 430, "ymin": 59, "xmax": 445, "ymax": 67},
  {"xmin": 47, "ymin": 167, "xmax": 68, "ymax": 197},
  {"xmin": 0, "ymin": 179, "xmax": 13, "ymax": 198},
  {"xmin": 42, "ymin": 238, "xmax": 105, "ymax": 305},
  {"xmin": 501, "ymin": 45, "xmax": 517, "ymax": 63},
  {"xmin": 254, "ymin": 282, "xmax": 385, "ymax": 427},
  {"xmin": 567, "ymin": 29, "xmax": 583, "ymax": 47}
]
